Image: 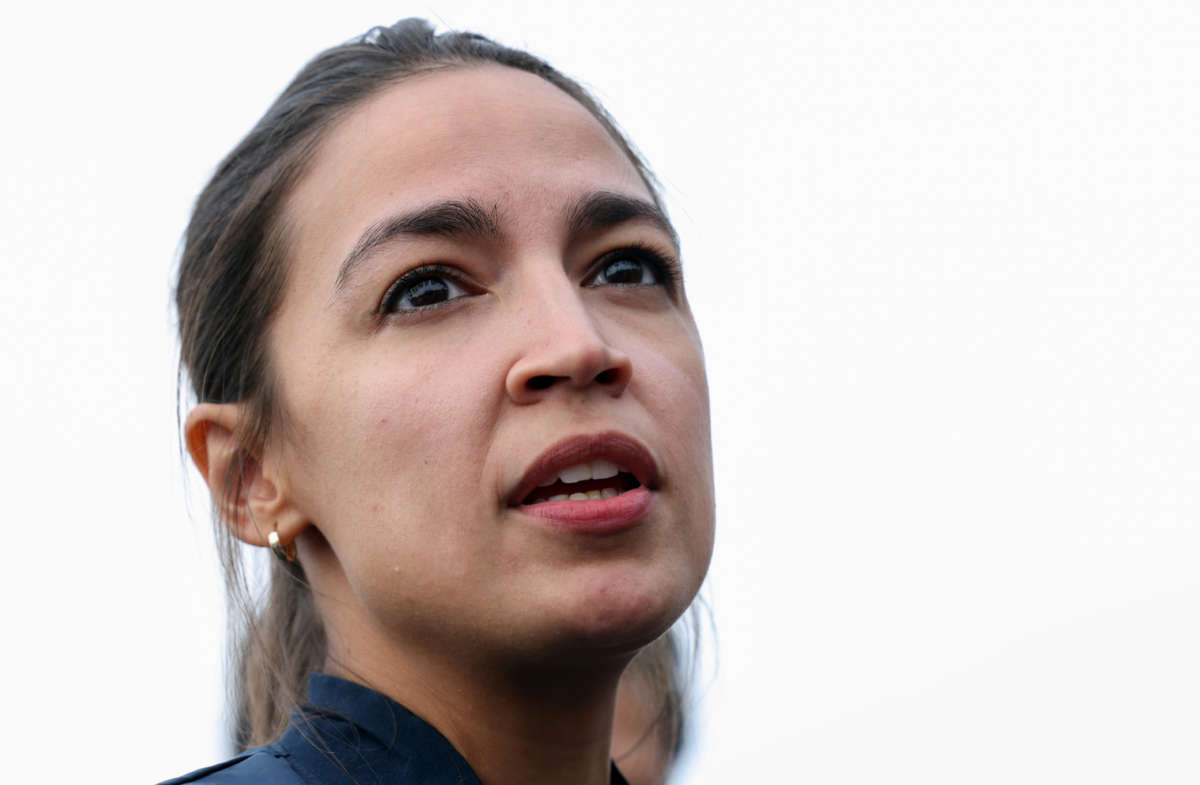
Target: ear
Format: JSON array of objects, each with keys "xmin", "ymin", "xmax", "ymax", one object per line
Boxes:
[{"xmin": 184, "ymin": 403, "xmax": 307, "ymax": 550}]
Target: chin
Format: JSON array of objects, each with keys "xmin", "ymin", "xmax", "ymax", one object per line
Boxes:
[{"xmin": 526, "ymin": 562, "xmax": 697, "ymax": 665}]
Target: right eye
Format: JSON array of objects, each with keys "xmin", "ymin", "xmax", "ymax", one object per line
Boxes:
[{"xmin": 380, "ymin": 265, "xmax": 472, "ymax": 314}]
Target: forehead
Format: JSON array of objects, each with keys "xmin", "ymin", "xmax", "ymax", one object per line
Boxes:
[{"xmin": 283, "ymin": 65, "xmax": 650, "ymax": 271}]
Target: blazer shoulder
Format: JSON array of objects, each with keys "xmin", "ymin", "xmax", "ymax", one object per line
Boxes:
[{"xmin": 156, "ymin": 746, "xmax": 299, "ymax": 784}]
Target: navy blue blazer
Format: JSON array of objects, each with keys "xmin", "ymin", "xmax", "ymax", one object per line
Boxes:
[{"xmin": 160, "ymin": 673, "xmax": 631, "ymax": 784}]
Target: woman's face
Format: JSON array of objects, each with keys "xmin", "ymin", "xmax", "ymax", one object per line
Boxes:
[{"xmin": 267, "ymin": 65, "xmax": 713, "ymax": 666}]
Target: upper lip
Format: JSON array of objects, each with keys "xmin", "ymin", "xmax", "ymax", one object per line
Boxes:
[{"xmin": 507, "ymin": 431, "xmax": 660, "ymax": 507}]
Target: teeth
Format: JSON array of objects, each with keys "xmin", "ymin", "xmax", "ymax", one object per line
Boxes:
[
  {"xmin": 539, "ymin": 460, "xmax": 626, "ymax": 487},
  {"xmin": 529, "ymin": 486, "xmax": 624, "ymax": 505},
  {"xmin": 591, "ymin": 460, "xmax": 620, "ymax": 480},
  {"xmin": 559, "ymin": 464, "xmax": 593, "ymax": 484}
]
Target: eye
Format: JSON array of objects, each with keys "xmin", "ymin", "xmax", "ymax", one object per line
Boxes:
[
  {"xmin": 379, "ymin": 265, "xmax": 472, "ymax": 314},
  {"xmin": 586, "ymin": 246, "xmax": 680, "ymax": 291}
]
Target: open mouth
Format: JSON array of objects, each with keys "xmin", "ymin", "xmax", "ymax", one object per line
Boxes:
[
  {"xmin": 521, "ymin": 460, "xmax": 642, "ymax": 505},
  {"xmin": 508, "ymin": 432, "xmax": 659, "ymax": 509}
]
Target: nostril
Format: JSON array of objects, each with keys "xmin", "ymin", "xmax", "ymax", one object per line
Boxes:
[
  {"xmin": 526, "ymin": 375, "xmax": 558, "ymax": 391},
  {"xmin": 594, "ymin": 368, "xmax": 618, "ymax": 385}
]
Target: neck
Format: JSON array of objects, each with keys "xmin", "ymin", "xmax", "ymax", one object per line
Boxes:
[{"xmin": 327, "ymin": 638, "xmax": 627, "ymax": 785}]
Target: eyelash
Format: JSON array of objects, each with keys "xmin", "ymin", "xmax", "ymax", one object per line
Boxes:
[
  {"xmin": 377, "ymin": 244, "xmax": 682, "ymax": 316},
  {"xmin": 378, "ymin": 263, "xmax": 470, "ymax": 316},
  {"xmin": 586, "ymin": 243, "xmax": 682, "ymax": 294}
]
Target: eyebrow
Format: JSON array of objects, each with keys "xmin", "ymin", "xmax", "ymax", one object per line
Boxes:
[
  {"xmin": 566, "ymin": 191, "xmax": 679, "ymax": 251},
  {"xmin": 335, "ymin": 199, "xmax": 501, "ymax": 292},
  {"xmin": 334, "ymin": 191, "xmax": 677, "ymax": 294}
]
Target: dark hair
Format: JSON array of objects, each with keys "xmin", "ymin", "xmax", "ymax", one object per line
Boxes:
[{"xmin": 176, "ymin": 18, "xmax": 665, "ymax": 750}]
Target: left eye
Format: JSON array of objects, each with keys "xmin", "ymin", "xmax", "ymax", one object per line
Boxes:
[
  {"xmin": 587, "ymin": 252, "xmax": 665, "ymax": 287},
  {"xmin": 380, "ymin": 268, "xmax": 471, "ymax": 314}
]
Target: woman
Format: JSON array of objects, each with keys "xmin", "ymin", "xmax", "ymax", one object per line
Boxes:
[{"xmin": 169, "ymin": 18, "xmax": 713, "ymax": 785}]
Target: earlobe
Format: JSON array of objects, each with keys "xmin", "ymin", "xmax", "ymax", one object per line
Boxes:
[{"xmin": 184, "ymin": 403, "xmax": 305, "ymax": 550}]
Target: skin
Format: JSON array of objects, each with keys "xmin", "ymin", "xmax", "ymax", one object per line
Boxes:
[
  {"xmin": 612, "ymin": 674, "xmax": 673, "ymax": 785},
  {"xmin": 188, "ymin": 65, "xmax": 713, "ymax": 785}
]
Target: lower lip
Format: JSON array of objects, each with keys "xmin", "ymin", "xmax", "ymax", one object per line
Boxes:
[{"xmin": 517, "ymin": 487, "xmax": 654, "ymax": 533}]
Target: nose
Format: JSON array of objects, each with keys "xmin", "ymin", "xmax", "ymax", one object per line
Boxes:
[{"xmin": 504, "ymin": 282, "xmax": 633, "ymax": 404}]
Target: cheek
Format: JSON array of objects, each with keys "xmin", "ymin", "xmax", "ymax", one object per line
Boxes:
[
  {"xmin": 287, "ymin": 343, "xmax": 501, "ymax": 543},
  {"xmin": 636, "ymin": 321, "xmax": 711, "ymax": 462},
  {"xmin": 632, "ymin": 324, "xmax": 715, "ymax": 558},
  {"xmin": 286, "ymin": 346, "xmax": 509, "ymax": 624}
]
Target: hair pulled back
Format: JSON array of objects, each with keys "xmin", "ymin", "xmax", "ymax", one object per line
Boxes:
[{"xmin": 176, "ymin": 18, "xmax": 664, "ymax": 751}]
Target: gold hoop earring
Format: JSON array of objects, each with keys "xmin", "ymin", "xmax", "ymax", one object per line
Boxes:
[{"xmin": 268, "ymin": 529, "xmax": 297, "ymax": 563}]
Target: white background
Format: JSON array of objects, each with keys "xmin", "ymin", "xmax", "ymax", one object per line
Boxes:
[{"xmin": 2, "ymin": 1, "xmax": 1197, "ymax": 782}]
